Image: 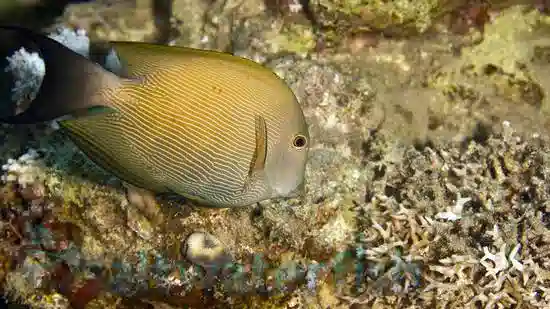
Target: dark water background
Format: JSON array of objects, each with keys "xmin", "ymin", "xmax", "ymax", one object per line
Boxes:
[{"xmin": 1, "ymin": 295, "xmax": 27, "ymax": 308}]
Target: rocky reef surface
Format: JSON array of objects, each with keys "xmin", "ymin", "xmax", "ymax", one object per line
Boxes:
[{"xmin": 1, "ymin": 0, "xmax": 550, "ymax": 308}]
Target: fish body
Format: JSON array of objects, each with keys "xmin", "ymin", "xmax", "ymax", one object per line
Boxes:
[{"xmin": 0, "ymin": 26, "xmax": 309, "ymax": 208}]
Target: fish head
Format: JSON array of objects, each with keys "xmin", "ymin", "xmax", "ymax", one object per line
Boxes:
[{"xmin": 264, "ymin": 106, "xmax": 310, "ymax": 199}]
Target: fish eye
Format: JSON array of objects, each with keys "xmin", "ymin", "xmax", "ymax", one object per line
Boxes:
[{"xmin": 292, "ymin": 134, "xmax": 307, "ymax": 149}]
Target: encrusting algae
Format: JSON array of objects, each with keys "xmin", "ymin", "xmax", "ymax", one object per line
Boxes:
[{"xmin": 1, "ymin": 1, "xmax": 550, "ymax": 309}]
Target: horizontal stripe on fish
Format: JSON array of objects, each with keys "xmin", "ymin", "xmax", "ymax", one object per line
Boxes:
[
  {"xmin": 110, "ymin": 97, "xmax": 251, "ymax": 187},
  {"xmin": 118, "ymin": 69, "xmax": 287, "ymax": 147}
]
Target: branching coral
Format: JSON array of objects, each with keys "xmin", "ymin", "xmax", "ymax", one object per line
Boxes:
[
  {"xmin": 1, "ymin": 148, "xmax": 46, "ymax": 188},
  {"xmin": 47, "ymin": 27, "xmax": 90, "ymax": 57},
  {"xmin": 4, "ymin": 48, "xmax": 45, "ymax": 109},
  {"xmin": 321, "ymin": 121, "xmax": 550, "ymax": 308}
]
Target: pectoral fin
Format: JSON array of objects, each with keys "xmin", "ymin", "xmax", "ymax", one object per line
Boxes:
[
  {"xmin": 250, "ymin": 115, "xmax": 267, "ymax": 175},
  {"xmin": 242, "ymin": 115, "xmax": 268, "ymax": 193}
]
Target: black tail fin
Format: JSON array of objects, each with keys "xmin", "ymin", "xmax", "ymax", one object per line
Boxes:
[{"xmin": 0, "ymin": 25, "xmax": 121, "ymax": 124}]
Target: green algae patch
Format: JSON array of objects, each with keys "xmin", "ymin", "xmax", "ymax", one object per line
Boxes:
[
  {"xmin": 269, "ymin": 24, "xmax": 316, "ymax": 56},
  {"xmin": 457, "ymin": 6, "xmax": 549, "ymax": 81},
  {"xmin": 311, "ymin": 0, "xmax": 455, "ymax": 38},
  {"xmin": 428, "ymin": 5, "xmax": 550, "ymax": 128}
]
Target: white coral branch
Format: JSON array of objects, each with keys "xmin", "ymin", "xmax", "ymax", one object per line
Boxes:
[
  {"xmin": 480, "ymin": 244, "xmax": 524, "ymax": 281},
  {"xmin": 436, "ymin": 194, "xmax": 471, "ymax": 221}
]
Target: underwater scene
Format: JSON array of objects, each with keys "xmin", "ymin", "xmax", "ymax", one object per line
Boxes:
[{"xmin": 0, "ymin": 0, "xmax": 550, "ymax": 308}]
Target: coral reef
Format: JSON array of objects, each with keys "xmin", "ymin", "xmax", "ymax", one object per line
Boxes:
[
  {"xmin": 4, "ymin": 48, "xmax": 45, "ymax": 108},
  {"xmin": 0, "ymin": 1, "xmax": 550, "ymax": 309},
  {"xmin": 309, "ymin": 0, "xmax": 448, "ymax": 40}
]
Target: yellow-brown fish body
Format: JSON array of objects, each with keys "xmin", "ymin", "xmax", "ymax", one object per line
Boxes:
[{"xmin": 0, "ymin": 26, "xmax": 309, "ymax": 208}]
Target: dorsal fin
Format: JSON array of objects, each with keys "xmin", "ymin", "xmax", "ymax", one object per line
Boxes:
[{"xmin": 106, "ymin": 41, "xmax": 267, "ymax": 78}]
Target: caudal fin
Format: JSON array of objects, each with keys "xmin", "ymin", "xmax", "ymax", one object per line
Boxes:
[{"xmin": 0, "ymin": 25, "xmax": 121, "ymax": 124}]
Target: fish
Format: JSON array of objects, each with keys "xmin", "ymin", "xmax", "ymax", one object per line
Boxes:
[{"xmin": 0, "ymin": 25, "xmax": 310, "ymax": 208}]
